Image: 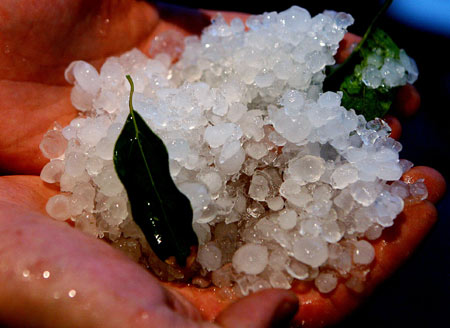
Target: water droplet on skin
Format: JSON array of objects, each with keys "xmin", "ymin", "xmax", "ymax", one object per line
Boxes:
[
  {"xmin": 22, "ymin": 269, "xmax": 30, "ymax": 278},
  {"xmin": 68, "ymin": 289, "xmax": 77, "ymax": 298},
  {"xmin": 53, "ymin": 291, "xmax": 61, "ymax": 300},
  {"xmin": 43, "ymin": 271, "xmax": 51, "ymax": 279}
]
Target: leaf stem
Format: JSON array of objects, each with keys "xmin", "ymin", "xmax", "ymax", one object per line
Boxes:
[{"xmin": 126, "ymin": 75, "xmax": 139, "ymax": 134}]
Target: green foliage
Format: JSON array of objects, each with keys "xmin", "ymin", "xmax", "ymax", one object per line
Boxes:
[
  {"xmin": 113, "ymin": 75, "xmax": 197, "ymax": 266},
  {"xmin": 339, "ymin": 28, "xmax": 400, "ymax": 121}
]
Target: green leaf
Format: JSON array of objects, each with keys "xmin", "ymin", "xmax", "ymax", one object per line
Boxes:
[
  {"xmin": 113, "ymin": 75, "xmax": 197, "ymax": 266},
  {"xmin": 323, "ymin": 0, "xmax": 402, "ymax": 121},
  {"xmin": 338, "ymin": 28, "xmax": 400, "ymax": 120}
]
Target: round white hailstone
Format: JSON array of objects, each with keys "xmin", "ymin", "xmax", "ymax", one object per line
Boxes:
[
  {"xmin": 65, "ymin": 152, "xmax": 87, "ymax": 177},
  {"xmin": 376, "ymin": 162, "xmax": 403, "ymax": 181},
  {"xmin": 280, "ymin": 182, "xmax": 313, "ymax": 208},
  {"xmin": 334, "ymin": 12, "xmax": 354, "ymax": 29},
  {"xmin": 198, "ymin": 171, "xmax": 222, "ymax": 194},
  {"xmin": 352, "ymin": 240, "xmax": 375, "ymax": 265},
  {"xmin": 107, "ymin": 197, "xmax": 129, "ymax": 225},
  {"xmin": 204, "ymin": 123, "xmax": 242, "ymax": 148},
  {"xmin": 193, "ymin": 223, "xmax": 211, "ymax": 245},
  {"xmin": 211, "ymin": 264, "xmax": 233, "ymax": 288},
  {"xmin": 149, "ymin": 29, "xmax": 185, "ymax": 61},
  {"xmin": 318, "ymin": 92, "xmax": 341, "ymax": 109},
  {"xmin": 61, "ymin": 125, "xmax": 76, "ymax": 140},
  {"xmin": 86, "ymin": 156, "xmax": 104, "ymax": 176},
  {"xmin": 314, "ymin": 272, "xmax": 338, "ymax": 293},
  {"xmin": 93, "ymin": 167, "xmax": 124, "ymax": 197},
  {"xmin": 240, "ymin": 111, "xmax": 265, "ymax": 141},
  {"xmin": 365, "ymin": 224, "xmax": 383, "ymax": 240},
  {"xmin": 362, "ymin": 66, "xmax": 382, "ymax": 88},
  {"xmin": 313, "ymin": 185, "xmax": 333, "ymax": 201},
  {"xmin": 60, "ymin": 172, "xmax": 78, "ymax": 192},
  {"xmin": 278, "ymin": 209, "xmax": 298, "ymax": 230},
  {"xmin": 39, "ymin": 130, "xmax": 67, "ymax": 159},
  {"xmin": 78, "ymin": 122, "xmax": 107, "ymax": 147},
  {"xmin": 331, "ymin": 163, "xmax": 359, "ymax": 189},
  {"xmin": 280, "ymin": 115, "xmax": 312, "ymax": 144},
  {"xmin": 350, "ymin": 181, "xmax": 380, "ymax": 206},
  {"xmin": 279, "ymin": 6, "xmax": 311, "ymax": 32},
  {"xmin": 46, "ymin": 194, "xmax": 71, "ymax": 221},
  {"xmin": 107, "ymin": 123, "xmax": 124, "ymax": 140},
  {"xmin": 254, "ymin": 70, "xmax": 275, "ymax": 88},
  {"xmin": 269, "ymin": 271, "xmax": 291, "ymax": 289},
  {"xmin": 268, "ymin": 248, "xmax": 289, "ymax": 270},
  {"xmin": 219, "ymin": 140, "xmax": 242, "ymax": 164},
  {"xmin": 333, "ymin": 190, "xmax": 354, "ymax": 213},
  {"xmin": 178, "ymin": 183, "xmax": 210, "ymax": 214},
  {"xmin": 197, "ymin": 242, "xmax": 223, "ymax": 271},
  {"xmin": 390, "ymin": 180, "xmax": 410, "ymax": 199},
  {"xmin": 232, "ymin": 243, "xmax": 269, "ymax": 275},
  {"xmin": 95, "ymin": 137, "xmax": 115, "ymax": 160},
  {"xmin": 289, "ymin": 155, "xmax": 325, "ymax": 183},
  {"xmin": 285, "ymin": 260, "xmax": 309, "ymax": 280},
  {"xmin": 377, "ymin": 216, "xmax": 394, "ymax": 228},
  {"xmin": 248, "ymin": 174, "xmax": 270, "ymax": 201},
  {"xmin": 255, "ymin": 218, "xmax": 276, "ymax": 239},
  {"xmin": 266, "ymin": 196, "xmax": 284, "ymax": 211},
  {"xmin": 399, "ymin": 49, "xmax": 418, "ymax": 84},
  {"xmin": 227, "ymin": 103, "xmax": 247, "ymax": 123},
  {"xmin": 167, "ymin": 139, "xmax": 190, "ymax": 161},
  {"xmin": 69, "ymin": 61, "xmax": 100, "ymax": 95},
  {"xmin": 70, "ymin": 183, "xmax": 96, "ymax": 216},
  {"xmin": 281, "ymin": 89, "xmax": 305, "ymax": 116},
  {"xmin": 100, "ymin": 57, "xmax": 125, "ymax": 87},
  {"xmin": 409, "ymin": 181, "xmax": 428, "ymax": 201},
  {"xmin": 268, "ymin": 131, "xmax": 287, "ymax": 146},
  {"xmin": 245, "ymin": 141, "xmax": 269, "ymax": 160},
  {"xmin": 280, "ymin": 179, "xmax": 302, "ymax": 196},
  {"xmin": 40, "ymin": 159, "xmax": 65, "ymax": 183},
  {"xmin": 321, "ymin": 220, "xmax": 342, "ymax": 243},
  {"xmin": 300, "ymin": 219, "xmax": 321, "ymax": 237},
  {"xmin": 292, "ymin": 236, "xmax": 328, "ymax": 267},
  {"xmin": 217, "ymin": 145, "xmax": 245, "ymax": 175},
  {"xmin": 212, "ymin": 93, "xmax": 228, "ymax": 116}
]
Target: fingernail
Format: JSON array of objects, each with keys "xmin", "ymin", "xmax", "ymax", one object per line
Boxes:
[{"xmin": 271, "ymin": 293, "xmax": 299, "ymax": 326}]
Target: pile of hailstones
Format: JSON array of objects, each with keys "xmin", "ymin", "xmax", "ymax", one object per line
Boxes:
[{"xmin": 40, "ymin": 7, "xmax": 427, "ymax": 295}]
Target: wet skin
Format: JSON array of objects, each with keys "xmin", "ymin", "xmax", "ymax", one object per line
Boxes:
[{"xmin": 0, "ymin": 1, "xmax": 445, "ymax": 327}]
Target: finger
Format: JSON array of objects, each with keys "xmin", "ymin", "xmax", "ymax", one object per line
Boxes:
[
  {"xmin": 0, "ymin": 176, "xmax": 203, "ymax": 328},
  {"xmin": 200, "ymin": 9, "xmax": 250, "ymax": 24},
  {"xmin": 168, "ymin": 198, "xmax": 439, "ymax": 327},
  {"xmin": 0, "ymin": 0, "xmax": 157, "ymax": 85},
  {"xmin": 383, "ymin": 114, "xmax": 402, "ymax": 140},
  {"xmin": 139, "ymin": 5, "xmax": 250, "ymax": 55},
  {"xmin": 215, "ymin": 289, "xmax": 299, "ymax": 328},
  {"xmin": 288, "ymin": 200, "xmax": 438, "ymax": 327},
  {"xmin": 0, "ymin": 80, "xmax": 77, "ymax": 175},
  {"xmin": 0, "ymin": 175, "xmax": 58, "ymax": 212},
  {"xmin": 393, "ymin": 84, "xmax": 421, "ymax": 118},
  {"xmin": 401, "ymin": 166, "xmax": 446, "ymax": 203},
  {"xmin": 335, "ymin": 33, "xmax": 362, "ymax": 64}
]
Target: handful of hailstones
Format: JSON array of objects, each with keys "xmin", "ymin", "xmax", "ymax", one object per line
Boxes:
[{"xmin": 40, "ymin": 6, "xmax": 426, "ymax": 296}]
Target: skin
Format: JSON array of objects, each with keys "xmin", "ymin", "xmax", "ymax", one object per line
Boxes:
[
  {"xmin": 0, "ymin": 1, "xmax": 445, "ymax": 327},
  {"xmin": 383, "ymin": 114, "xmax": 402, "ymax": 141}
]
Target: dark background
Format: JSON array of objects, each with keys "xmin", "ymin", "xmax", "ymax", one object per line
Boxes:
[{"xmin": 159, "ymin": 0, "xmax": 450, "ymax": 326}]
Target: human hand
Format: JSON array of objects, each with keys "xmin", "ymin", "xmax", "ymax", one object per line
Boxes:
[
  {"xmin": 0, "ymin": 1, "xmax": 296, "ymax": 327},
  {"xmin": 0, "ymin": 1, "xmax": 445, "ymax": 327}
]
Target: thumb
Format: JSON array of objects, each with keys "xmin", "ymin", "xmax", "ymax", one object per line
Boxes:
[{"xmin": 215, "ymin": 289, "xmax": 299, "ymax": 328}]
